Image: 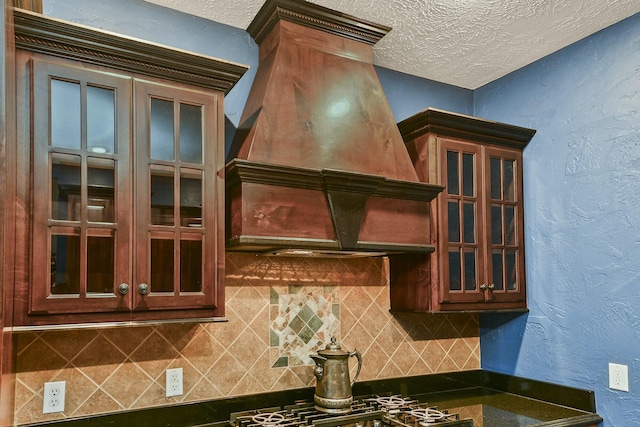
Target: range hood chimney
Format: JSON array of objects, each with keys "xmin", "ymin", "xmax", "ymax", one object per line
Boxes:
[{"xmin": 225, "ymin": 0, "xmax": 443, "ymax": 257}]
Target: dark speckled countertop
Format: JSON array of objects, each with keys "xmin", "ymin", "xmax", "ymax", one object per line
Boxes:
[
  {"xmin": 25, "ymin": 370, "xmax": 603, "ymax": 427},
  {"xmin": 412, "ymin": 387, "xmax": 601, "ymax": 426}
]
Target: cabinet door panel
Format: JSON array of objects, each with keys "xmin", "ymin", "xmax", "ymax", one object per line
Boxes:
[
  {"xmin": 133, "ymin": 81, "xmax": 220, "ymax": 311},
  {"xmin": 438, "ymin": 139, "xmax": 484, "ymax": 304},
  {"xmin": 30, "ymin": 58, "xmax": 132, "ymax": 315},
  {"xmin": 484, "ymin": 146, "xmax": 525, "ymax": 302}
]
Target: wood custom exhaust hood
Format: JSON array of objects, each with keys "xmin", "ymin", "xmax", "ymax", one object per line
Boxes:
[{"xmin": 225, "ymin": 0, "xmax": 443, "ymax": 257}]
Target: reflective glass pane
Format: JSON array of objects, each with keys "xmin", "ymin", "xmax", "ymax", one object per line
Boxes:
[
  {"xmin": 87, "ymin": 86, "xmax": 115, "ymax": 154},
  {"xmin": 88, "ymin": 159, "xmax": 115, "ymax": 223},
  {"xmin": 464, "ymin": 250, "xmax": 476, "ymax": 291},
  {"xmin": 462, "ymin": 153, "xmax": 474, "ymax": 197},
  {"xmin": 150, "ymin": 98, "xmax": 174, "ymax": 160},
  {"xmin": 448, "ymin": 250, "xmax": 461, "ymax": 291},
  {"xmin": 446, "ymin": 151, "xmax": 459, "ymax": 195},
  {"xmin": 179, "ymin": 103, "xmax": 203, "ymax": 164},
  {"xmin": 463, "ymin": 202, "xmax": 475, "ymax": 244},
  {"xmin": 490, "ymin": 157, "xmax": 501, "ymax": 200},
  {"xmin": 50, "ymin": 233, "xmax": 80, "ymax": 295},
  {"xmin": 505, "ymin": 206, "xmax": 515, "ymax": 246},
  {"xmin": 180, "ymin": 239, "xmax": 202, "ymax": 292},
  {"xmin": 87, "ymin": 235, "xmax": 114, "ymax": 293},
  {"xmin": 180, "ymin": 171, "xmax": 202, "ymax": 227},
  {"xmin": 506, "ymin": 250, "xmax": 517, "ymax": 290},
  {"xmin": 448, "ymin": 201, "xmax": 460, "ymax": 243},
  {"xmin": 51, "ymin": 79, "xmax": 81, "ymax": 149},
  {"xmin": 492, "ymin": 204, "xmax": 503, "ymax": 245},
  {"xmin": 51, "ymin": 154, "xmax": 81, "ymax": 221},
  {"xmin": 504, "ymin": 160, "xmax": 515, "ymax": 201},
  {"xmin": 151, "ymin": 168, "xmax": 175, "ymax": 226},
  {"xmin": 492, "ymin": 250, "xmax": 504, "ymax": 291},
  {"xmin": 151, "ymin": 239, "xmax": 174, "ymax": 292}
]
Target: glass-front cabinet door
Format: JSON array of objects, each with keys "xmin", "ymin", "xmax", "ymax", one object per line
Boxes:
[
  {"xmin": 133, "ymin": 81, "xmax": 219, "ymax": 311},
  {"xmin": 438, "ymin": 139, "xmax": 485, "ymax": 305},
  {"xmin": 30, "ymin": 59, "xmax": 132, "ymax": 315},
  {"xmin": 483, "ymin": 145, "xmax": 525, "ymax": 303}
]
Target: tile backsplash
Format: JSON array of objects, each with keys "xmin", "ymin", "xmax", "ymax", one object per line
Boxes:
[{"xmin": 14, "ymin": 254, "xmax": 479, "ymax": 425}]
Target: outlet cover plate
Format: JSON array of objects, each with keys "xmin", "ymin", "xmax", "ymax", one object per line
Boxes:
[
  {"xmin": 43, "ymin": 381, "xmax": 66, "ymax": 414},
  {"xmin": 609, "ymin": 363, "xmax": 629, "ymax": 392},
  {"xmin": 166, "ymin": 367, "xmax": 183, "ymax": 397}
]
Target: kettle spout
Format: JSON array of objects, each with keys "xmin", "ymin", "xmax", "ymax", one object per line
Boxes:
[{"xmin": 310, "ymin": 354, "xmax": 326, "ymax": 380}]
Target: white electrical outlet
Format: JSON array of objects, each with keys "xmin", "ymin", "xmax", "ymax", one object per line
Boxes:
[
  {"xmin": 43, "ymin": 381, "xmax": 66, "ymax": 414},
  {"xmin": 609, "ymin": 363, "xmax": 629, "ymax": 392},
  {"xmin": 166, "ymin": 367, "xmax": 183, "ymax": 397}
]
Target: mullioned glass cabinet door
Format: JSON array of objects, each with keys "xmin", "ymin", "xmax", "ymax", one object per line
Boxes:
[
  {"xmin": 483, "ymin": 145, "xmax": 526, "ymax": 303},
  {"xmin": 438, "ymin": 138, "xmax": 485, "ymax": 304},
  {"xmin": 30, "ymin": 58, "xmax": 133, "ymax": 314},
  {"xmin": 133, "ymin": 80, "xmax": 220, "ymax": 311}
]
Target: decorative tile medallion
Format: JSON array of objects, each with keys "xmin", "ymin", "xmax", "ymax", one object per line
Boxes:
[{"xmin": 270, "ymin": 286, "xmax": 340, "ymax": 367}]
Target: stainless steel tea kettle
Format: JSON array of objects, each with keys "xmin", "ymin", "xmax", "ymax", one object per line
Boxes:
[{"xmin": 311, "ymin": 337, "xmax": 362, "ymax": 414}]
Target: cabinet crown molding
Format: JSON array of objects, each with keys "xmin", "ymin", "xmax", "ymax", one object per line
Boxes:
[
  {"xmin": 398, "ymin": 107, "xmax": 536, "ymax": 149},
  {"xmin": 247, "ymin": 0, "xmax": 390, "ymax": 46},
  {"xmin": 13, "ymin": 8, "xmax": 248, "ymax": 94}
]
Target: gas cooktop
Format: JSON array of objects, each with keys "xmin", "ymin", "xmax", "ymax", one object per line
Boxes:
[{"xmin": 228, "ymin": 394, "xmax": 474, "ymax": 427}]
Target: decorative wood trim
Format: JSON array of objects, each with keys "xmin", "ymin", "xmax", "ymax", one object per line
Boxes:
[
  {"xmin": 247, "ymin": 0, "xmax": 390, "ymax": 46},
  {"xmin": 12, "ymin": 0, "xmax": 40, "ymax": 13},
  {"xmin": 226, "ymin": 159, "xmax": 440, "ymax": 255},
  {"xmin": 226, "ymin": 236, "xmax": 436, "ymax": 255},
  {"xmin": 12, "ymin": 8, "xmax": 248, "ymax": 94},
  {"xmin": 376, "ymin": 178, "xmax": 444, "ymax": 202},
  {"xmin": 1, "ymin": 0, "xmax": 17, "ymax": 424},
  {"xmin": 226, "ymin": 159, "xmax": 444, "ymax": 202},
  {"xmin": 227, "ymin": 236, "xmax": 341, "ymax": 253},
  {"xmin": 355, "ymin": 242, "xmax": 435, "ymax": 254},
  {"xmin": 226, "ymin": 159, "xmax": 325, "ymax": 191},
  {"xmin": 398, "ymin": 107, "xmax": 537, "ymax": 149}
]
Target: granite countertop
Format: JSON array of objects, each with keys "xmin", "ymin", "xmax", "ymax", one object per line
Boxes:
[
  {"xmin": 26, "ymin": 370, "xmax": 603, "ymax": 427},
  {"xmin": 414, "ymin": 387, "xmax": 602, "ymax": 426},
  {"xmin": 352, "ymin": 370, "xmax": 603, "ymax": 427}
]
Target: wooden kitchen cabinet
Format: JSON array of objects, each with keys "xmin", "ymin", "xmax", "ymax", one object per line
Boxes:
[
  {"xmin": 11, "ymin": 10, "xmax": 247, "ymax": 326},
  {"xmin": 390, "ymin": 108, "xmax": 536, "ymax": 312}
]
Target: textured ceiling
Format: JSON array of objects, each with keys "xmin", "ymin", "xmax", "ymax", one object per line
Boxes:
[{"xmin": 144, "ymin": 0, "xmax": 640, "ymax": 89}]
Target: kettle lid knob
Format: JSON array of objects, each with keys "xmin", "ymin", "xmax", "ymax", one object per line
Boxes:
[{"xmin": 326, "ymin": 336, "xmax": 340, "ymax": 350}]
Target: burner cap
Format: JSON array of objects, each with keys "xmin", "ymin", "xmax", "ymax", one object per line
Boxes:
[
  {"xmin": 251, "ymin": 413, "xmax": 286, "ymax": 427},
  {"xmin": 409, "ymin": 408, "xmax": 446, "ymax": 423},
  {"xmin": 375, "ymin": 395, "xmax": 410, "ymax": 409}
]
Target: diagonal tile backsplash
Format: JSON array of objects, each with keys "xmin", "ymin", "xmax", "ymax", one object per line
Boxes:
[{"xmin": 14, "ymin": 254, "xmax": 479, "ymax": 425}]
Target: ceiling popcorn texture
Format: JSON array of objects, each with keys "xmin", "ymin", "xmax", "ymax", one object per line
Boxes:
[{"xmin": 144, "ymin": 0, "xmax": 640, "ymax": 89}]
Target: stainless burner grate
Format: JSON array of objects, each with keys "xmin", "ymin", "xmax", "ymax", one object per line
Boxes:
[{"xmin": 230, "ymin": 395, "xmax": 473, "ymax": 427}]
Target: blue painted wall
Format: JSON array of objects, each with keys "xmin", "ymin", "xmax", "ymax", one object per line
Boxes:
[
  {"xmin": 42, "ymin": 0, "xmax": 640, "ymax": 424},
  {"xmin": 476, "ymin": 13, "xmax": 640, "ymax": 426},
  {"xmin": 375, "ymin": 65, "xmax": 473, "ymax": 121}
]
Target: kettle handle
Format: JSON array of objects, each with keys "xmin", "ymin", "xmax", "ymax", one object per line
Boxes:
[
  {"xmin": 349, "ymin": 349, "xmax": 362, "ymax": 386},
  {"xmin": 310, "ymin": 354, "xmax": 327, "ymax": 381}
]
